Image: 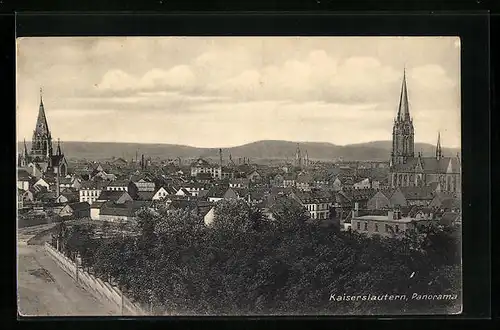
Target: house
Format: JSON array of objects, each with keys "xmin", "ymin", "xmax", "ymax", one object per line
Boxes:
[
  {"xmin": 190, "ymin": 158, "xmax": 222, "ymax": 180},
  {"xmin": 206, "ymin": 185, "xmax": 229, "ymax": 202},
  {"xmin": 282, "ymin": 173, "xmax": 297, "ymax": 188},
  {"xmin": 353, "ymin": 178, "xmax": 371, "ymax": 190},
  {"xmin": 79, "ymin": 181, "xmax": 109, "ymax": 205},
  {"xmin": 175, "ymin": 188, "xmax": 192, "ymax": 196},
  {"xmin": 96, "ymin": 190, "xmax": 133, "ymax": 204},
  {"xmin": 105, "ymin": 180, "xmax": 130, "ymax": 192},
  {"xmin": 98, "ymin": 200, "xmax": 152, "ymax": 222},
  {"xmin": 290, "ymin": 189, "xmax": 334, "ymax": 220},
  {"xmin": 388, "ymin": 188, "xmax": 407, "ymax": 208},
  {"xmin": 90, "ymin": 201, "xmax": 105, "ymax": 220},
  {"xmin": 58, "ymin": 202, "xmax": 91, "ymax": 219},
  {"xmin": 243, "ymin": 188, "xmax": 268, "ymax": 206},
  {"xmin": 331, "ymin": 176, "xmax": 343, "ymax": 192},
  {"xmin": 223, "ymin": 187, "xmax": 241, "ymax": 200},
  {"xmin": 130, "ymin": 177, "xmax": 156, "ymax": 192},
  {"xmin": 21, "ymin": 189, "xmax": 35, "ymax": 206},
  {"xmin": 151, "ymin": 187, "xmax": 169, "ymax": 200},
  {"xmin": 221, "ymin": 167, "xmax": 236, "ymax": 180},
  {"xmin": 271, "ymin": 174, "xmax": 284, "ymax": 187},
  {"xmin": 246, "ymin": 170, "xmax": 262, "ymax": 182},
  {"xmin": 89, "ymin": 163, "xmax": 117, "ymax": 181},
  {"xmin": 229, "ymin": 178, "xmax": 250, "ymax": 189},
  {"xmin": 203, "ymin": 206, "xmax": 216, "ymax": 226},
  {"xmin": 17, "ymin": 169, "xmax": 31, "ymax": 191},
  {"xmin": 58, "ymin": 177, "xmax": 74, "ymax": 190},
  {"xmin": 195, "ymin": 172, "xmax": 214, "ymax": 184},
  {"xmin": 296, "ymin": 172, "xmax": 314, "ymax": 191},
  {"xmin": 351, "ymin": 209, "xmax": 434, "ymax": 238},
  {"xmin": 366, "ymin": 189, "xmax": 394, "ymax": 210},
  {"xmin": 340, "ymin": 188, "xmax": 376, "ymax": 210},
  {"xmin": 399, "ymin": 186, "xmax": 435, "ymax": 206},
  {"xmin": 429, "ymin": 192, "xmax": 459, "ymax": 210},
  {"xmin": 179, "ymin": 183, "xmax": 207, "ymax": 196},
  {"xmin": 136, "ymin": 191, "xmax": 156, "ymax": 201},
  {"xmin": 55, "ymin": 189, "xmax": 79, "ymax": 204},
  {"xmin": 33, "ymin": 178, "xmax": 51, "ymax": 191},
  {"xmin": 36, "ymin": 191, "xmax": 57, "ymax": 204}
]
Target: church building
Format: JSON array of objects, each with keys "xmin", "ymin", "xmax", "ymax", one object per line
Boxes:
[
  {"xmin": 18, "ymin": 89, "xmax": 68, "ymax": 178},
  {"xmin": 389, "ymin": 70, "xmax": 461, "ymax": 193},
  {"xmin": 294, "ymin": 144, "xmax": 310, "ymax": 169}
]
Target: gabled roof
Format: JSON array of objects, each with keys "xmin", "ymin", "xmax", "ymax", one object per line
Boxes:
[
  {"xmin": 67, "ymin": 202, "xmax": 90, "ymax": 212},
  {"xmin": 80, "ymin": 180, "xmax": 109, "ymax": 189},
  {"xmin": 206, "ymin": 185, "xmax": 228, "ymax": 198},
  {"xmin": 97, "ymin": 190, "xmax": 130, "ymax": 202},
  {"xmin": 107, "ymin": 179, "xmax": 130, "ymax": 187},
  {"xmin": 292, "ymin": 189, "xmax": 333, "ymax": 204},
  {"xmin": 399, "ymin": 186, "xmax": 435, "ymax": 200},
  {"xmin": 137, "ymin": 191, "xmax": 155, "ymax": 201},
  {"xmin": 17, "ymin": 169, "xmax": 31, "ymax": 181}
]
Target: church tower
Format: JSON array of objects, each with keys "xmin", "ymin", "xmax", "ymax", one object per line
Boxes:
[
  {"xmin": 30, "ymin": 88, "xmax": 53, "ymax": 161},
  {"xmin": 295, "ymin": 143, "xmax": 302, "ymax": 168},
  {"xmin": 391, "ymin": 69, "xmax": 415, "ymax": 165}
]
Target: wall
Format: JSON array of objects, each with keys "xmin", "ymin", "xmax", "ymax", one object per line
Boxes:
[{"xmin": 44, "ymin": 242, "xmax": 147, "ymax": 316}]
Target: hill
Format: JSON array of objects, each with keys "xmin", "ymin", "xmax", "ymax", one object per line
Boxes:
[{"xmin": 16, "ymin": 140, "xmax": 460, "ymax": 162}]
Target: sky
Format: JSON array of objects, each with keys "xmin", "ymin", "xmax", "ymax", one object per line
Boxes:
[{"xmin": 16, "ymin": 37, "xmax": 461, "ymax": 148}]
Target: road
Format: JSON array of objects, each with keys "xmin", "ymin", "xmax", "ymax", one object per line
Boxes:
[{"xmin": 17, "ymin": 228, "xmax": 120, "ymax": 316}]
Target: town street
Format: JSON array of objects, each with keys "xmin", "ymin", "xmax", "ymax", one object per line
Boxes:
[{"xmin": 17, "ymin": 229, "xmax": 120, "ymax": 316}]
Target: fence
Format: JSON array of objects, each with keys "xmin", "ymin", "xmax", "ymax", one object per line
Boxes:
[{"xmin": 44, "ymin": 242, "xmax": 147, "ymax": 316}]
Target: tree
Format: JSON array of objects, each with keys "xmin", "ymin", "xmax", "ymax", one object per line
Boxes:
[
  {"xmin": 211, "ymin": 199, "xmax": 260, "ymax": 233},
  {"xmin": 269, "ymin": 196, "xmax": 310, "ymax": 230}
]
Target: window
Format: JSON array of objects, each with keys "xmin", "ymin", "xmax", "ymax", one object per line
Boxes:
[
  {"xmin": 385, "ymin": 224, "xmax": 391, "ymax": 232},
  {"xmin": 357, "ymin": 222, "xmax": 361, "ymax": 230},
  {"xmin": 375, "ymin": 223, "xmax": 379, "ymax": 232},
  {"xmin": 364, "ymin": 222, "xmax": 368, "ymax": 231},
  {"xmin": 395, "ymin": 225, "xmax": 400, "ymax": 233}
]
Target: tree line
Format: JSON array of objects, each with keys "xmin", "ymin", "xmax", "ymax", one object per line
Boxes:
[{"xmin": 51, "ymin": 198, "xmax": 461, "ymax": 315}]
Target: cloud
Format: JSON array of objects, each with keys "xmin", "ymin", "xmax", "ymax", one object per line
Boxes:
[
  {"xmin": 410, "ymin": 64, "xmax": 457, "ymax": 90},
  {"xmin": 16, "ymin": 37, "xmax": 461, "ymax": 147}
]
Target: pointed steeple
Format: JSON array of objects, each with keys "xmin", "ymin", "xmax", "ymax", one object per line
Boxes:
[
  {"xmin": 35, "ymin": 87, "xmax": 50, "ymax": 137},
  {"xmin": 56, "ymin": 138, "xmax": 62, "ymax": 156},
  {"xmin": 23, "ymin": 138, "xmax": 28, "ymax": 157},
  {"xmin": 397, "ymin": 68, "xmax": 411, "ymax": 121},
  {"xmin": 436, "ymin": 131, "xmax": 443, "ymax": 160}
]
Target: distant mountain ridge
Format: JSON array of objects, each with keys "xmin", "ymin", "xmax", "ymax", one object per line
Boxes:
[{"xmin": 16, "ymin": 140, "xmax": 460, "ymax": 162}]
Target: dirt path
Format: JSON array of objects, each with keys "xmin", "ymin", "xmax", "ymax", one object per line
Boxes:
[{"xmin": 17, "ymin": 244, "xmax": 121, "ymax": 316}]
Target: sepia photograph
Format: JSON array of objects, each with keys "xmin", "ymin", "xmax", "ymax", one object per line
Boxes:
[{"xmin": 16, "ymin": 36, "xmax": 462, "ymax": 316}]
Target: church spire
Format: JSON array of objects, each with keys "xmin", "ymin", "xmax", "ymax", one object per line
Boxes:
[
  {"xmin": 436, "ymin": 131, "xmax": 443, "ymax": 160},
  {"xmin": 35, "ymin": 87, "xmax": 50, "ymax": 137},
  {"xmin": 57, "ymin": 138, "xmax": 62, "ymax": 156},
  {"xmin": 397, "ymin": 68, "xmax": 411, "ymax": 121},
  {"xmin": 23, "ymin": 138, "xmax": 28, "ymax": 157}
]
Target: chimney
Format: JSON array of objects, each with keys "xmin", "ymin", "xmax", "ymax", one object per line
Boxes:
[
  {"xmin": 219, "ymin": 148, "xmax": 223, "ymax": 167},
  {"xmin": 141, "ymin": 154, "xmax": 145, "ymax": 170}
]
